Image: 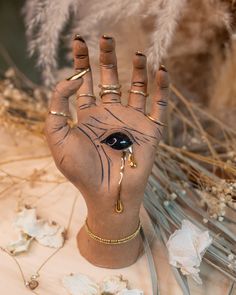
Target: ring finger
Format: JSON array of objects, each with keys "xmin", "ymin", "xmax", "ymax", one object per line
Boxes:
[{"xmin": 127, "ymin": 52, "xmax": 148, "ymax": 113}]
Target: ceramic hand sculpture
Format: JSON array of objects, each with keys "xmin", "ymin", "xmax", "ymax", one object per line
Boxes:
[{"xmin": 45, "ymin": 35, "xmax": 169, "ymax": 269}]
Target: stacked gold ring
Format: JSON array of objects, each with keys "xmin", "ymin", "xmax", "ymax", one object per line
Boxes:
[{"xmin": 99, "ymin": 84, "xmax": 122, "ymax": 98}]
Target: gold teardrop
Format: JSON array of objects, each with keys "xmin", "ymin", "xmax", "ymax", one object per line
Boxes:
[
  {"xmin": 128, "ymin": 153, "xmax": 137, "ymax": 168},
  {"xmin": 115, "ymin": 200, "xmax": 124, "ymax": 213}
]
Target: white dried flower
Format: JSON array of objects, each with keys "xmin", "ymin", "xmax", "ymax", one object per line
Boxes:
[
  {"xmin": 62, "ymin": 273, "xmax": 99, "ymax": 295},
  {"xmin": 117, "ymin": 290, "xmax": 144, "ymax": 295},
  {"xmin": 99, "ymin": 275, "xmax": 129, "ymax": 294},
  {"xmin": 167, "ymin": 219, "xmax": 212, "ymax": 284},
  {"xmin": 228, "ymin": 253, "xmax": 234, "ymax": 261},
  {"xmin": 170, "ymin": 193, "xmax": 177, "ymax": 200},
  {"xmin": 14, "ymin": 208, "xmax": 65, "ymax": 248}
]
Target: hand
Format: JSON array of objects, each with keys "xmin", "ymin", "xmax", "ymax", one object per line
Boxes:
[{"xmin": 45, "ymin": 34, "xmax": 169, "ymax": 268}]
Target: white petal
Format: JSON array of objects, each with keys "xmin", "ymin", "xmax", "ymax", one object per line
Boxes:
[
  {"xmin": 62, "ymin": 273, "xmax": 99, "ymax": 295},
  {"xmin": 15, "ymin": 208, "xmax": 44, "ymax": 237},
  {"xmin": 36, "ymin": 226, "xmax": 65, "ymax": 248},
  {"xmin": 99, "ymin": 275, "xmax": 129, "ymax": 294},
  {"xmin": 6, "ymin": 232, "xmax": 33, "ymax": 255},
  {"xmin": 117, "ymin": 289, "xmax": 144, "ymax": 295},
  {"xmin": 167, "ymin": 219, "xmax": 212, "ymax": 284}
]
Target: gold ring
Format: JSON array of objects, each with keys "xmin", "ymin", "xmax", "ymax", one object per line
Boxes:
[
  {"xmin": 98, "ymin": 84, "xmax": 121, "ymax": 90},
  {"xmin": 99, "ymin": 63, "xmax": 117, "ymax": 69},
  {"xmin": 77, "ymin": 93, "xmax": 96, "ymax": 99},
  {"xmin": 128, "ymin": 90, "xmax": 148, "ymax": 97},
  {"xmin": 49, "ymin": 110, "xmax": 70, "ymax": 118},
  {"xmin": 132, "ymin": 81, "xmax": 145, "ymax": 87},
  {"xmin": 100, "ymin": 89, "xmax": 121, "ymax": 97},
  {"xmin": 146, "ymin": 114, "xmax": 166, "ymax": 126},
  {"xmin": 67, "ymin": 68, "xmax": 90, "ymax": 81}
]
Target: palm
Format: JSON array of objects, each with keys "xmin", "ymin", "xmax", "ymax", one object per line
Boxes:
[{"xmin": 61, "ymin": 103, "xmax": 160, "ymax": 199}]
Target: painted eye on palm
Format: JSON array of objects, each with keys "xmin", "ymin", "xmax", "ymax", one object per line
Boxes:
[{"xmin": 101, "ymin": 132, "xmax": 133, "ymax": 150}]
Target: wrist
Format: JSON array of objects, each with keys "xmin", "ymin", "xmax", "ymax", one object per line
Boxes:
[
  {"xmin": 76, "ymin": 207, "xmax": 143, "ymax": 268},
  {"xmin": 86, "ymin": 208, "xmax": 141, "ymax": 241}
]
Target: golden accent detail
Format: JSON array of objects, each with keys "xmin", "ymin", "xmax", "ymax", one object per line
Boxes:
[
  {"xmin": 115, "ymin": 199, "xmax": 124, "ymax": 213},
  {"xmin": 98, "ymin": 84, "xmax": 121, "ymax": 90},
  {"xmin": 49, "ymin": 110, "xmax": 70, "ymax": 118},
  {"xmin": 77, "ymin": 93, "xmax": 96, "ymax": 99},
  {"xmin": 99, "ymin": 89, "xmax": 121, "ymax": 97},
  {"xmin": 67, "ymin": 68, "xmax": 90, "ymax": 81},
  {"xmin": 146, "ymin": 114, "xmax": 167, "ymax": 127},
  {"xmin": 115, "ymin": 147, "xmax": 137, "ymax": 214},
  {"xmin": 84, "ymin": 219, "xmax": 141, "ymax": 245},
  {"xmin": 127, "ymin": 146, "xmax": 137, "ymax": 168},
  {"xmin": 128, "ymin": 90, "xmax": 148, "ymax": 97}
]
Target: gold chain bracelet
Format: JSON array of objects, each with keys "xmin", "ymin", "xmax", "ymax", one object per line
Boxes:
[{"xmin": 84, "ymin": 219, "xmax": 141, "ymax": 245}]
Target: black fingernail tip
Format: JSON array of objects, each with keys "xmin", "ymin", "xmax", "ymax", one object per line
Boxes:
[
  {"xmin": 136, "ymin": 51, "xmax": 145, "ymax": 56},
  {"xmin": 159, "ymin": 64, "xmax": 167, "ymax": 72},
  {"xmin": 74, "ymin": 34, "xmax": 85, "ymax": 42},
  {"xmin": 102, "ymin": 34, "xmax": 112, "ymax": 40}
]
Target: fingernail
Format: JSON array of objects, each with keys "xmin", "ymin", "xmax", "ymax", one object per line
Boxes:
[
  {"xmin": 74, "ymin": 34, "xmax": 85, "ymax": 42},
  {"xmin": 159, "ymin": 64, "xmax": 167, "ymax": 72},
  {"xmin": 67, "ymin": 68, "xmax": 90, "ymax": 81},
  {"xmin": 136, "ymin": 51, "xmax": 145, "ymax": 56},
  {"xmin": 102, "ymin": 34, "xmax": 112, "ymax": 40}
]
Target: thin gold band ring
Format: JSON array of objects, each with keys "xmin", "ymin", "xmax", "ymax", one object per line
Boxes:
[
  {"xmin": 128, "ymin": 90, "xmax": 148, "ymax": 97},
  {"xmin": 48, "ymin": 111, "xmax": 70, "ymax": 118},
  {"xmin": 98, "ymin": 84, "xmax": 121, "ymax": 90},
  {"xmin": 77, "ymin": 93, "xmax": 96, "ymax": 99},
  {"xmin": 146, "ymin": 114, "xmax": 166, "ymax": 127},
  {"xmin": 100, "ymin": 89, "xmax": 121, "ymax": 97}
]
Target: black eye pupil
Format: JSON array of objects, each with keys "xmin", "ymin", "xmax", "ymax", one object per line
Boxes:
[{"xmin": 101, "ymin": 132, "xmax": 133, "ymax": 150}]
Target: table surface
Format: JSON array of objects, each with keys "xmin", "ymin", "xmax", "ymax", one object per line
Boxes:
[{"xmin": 0, "ymin": 127, "xmax": 232, "ymax": 295}]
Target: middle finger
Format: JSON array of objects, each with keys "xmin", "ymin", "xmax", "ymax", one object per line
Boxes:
[{"xmin": 99, "ymin": 35, "xmax": 121, "ymax": 104}]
